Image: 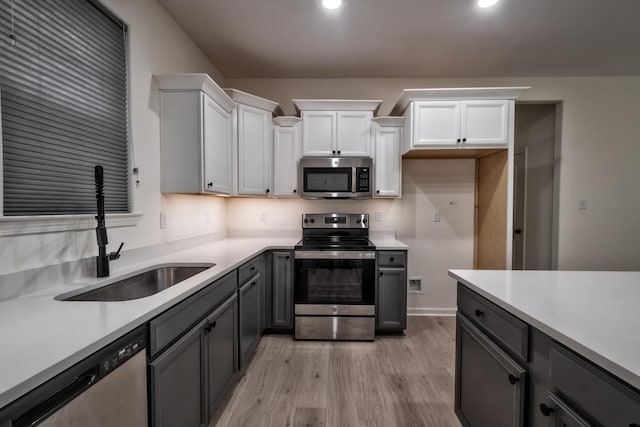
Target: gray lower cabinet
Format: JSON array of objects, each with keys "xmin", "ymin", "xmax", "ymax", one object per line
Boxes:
[
  {"xmin": 455, "ymin": 314, "xmax": 527, "ymax": 427},
  {"xmin": 149, "ymin": 286, "xmax": 238, "ymax": 427},
  {"xmin": 456, "ymin": 283, "xmax": 640, "ymax": 427},
  {"xmin": 269, "ymin": 251, "xmax": 293, "ymax": 329},
  {"xmin": 149, "ymin": 318, "xmax": 206, "ymax": 427},
  {"xmin": 376, "ymin": 250, "xmax": 407, "ymax": 331},
  {"xmin": 239, "ymin": 273, "xmax": 261, "ymax": 369},
  {"xmin": 205, "ymin": 295, "xmax": 238, "ymax": 419}
]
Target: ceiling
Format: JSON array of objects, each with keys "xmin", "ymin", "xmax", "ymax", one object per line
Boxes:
[{"xmin": 158, "ymin": 0, "xmax": 640, "ymax": 79}]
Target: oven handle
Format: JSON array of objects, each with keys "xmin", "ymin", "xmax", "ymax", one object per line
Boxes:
[{"xmin": 294, "ymin": 251, "xmax": 376, "ymax": 260}]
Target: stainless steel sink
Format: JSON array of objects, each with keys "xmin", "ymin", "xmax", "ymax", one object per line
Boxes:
[{"xmin": 58, "ymin": 263, "xmax": 214, "ymax": 302}]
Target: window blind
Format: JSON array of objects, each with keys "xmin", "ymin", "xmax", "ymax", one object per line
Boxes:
[{"xmin": 0, "ymin": 0, "xmax": 129, "ymax": 216}]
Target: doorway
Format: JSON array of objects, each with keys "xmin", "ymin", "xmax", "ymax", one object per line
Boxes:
[{"xmin": 513, "ymin": 103, "xmax": 559, "ymax": 270}]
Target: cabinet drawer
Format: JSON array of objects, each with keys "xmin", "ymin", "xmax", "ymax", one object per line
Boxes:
[
  {"xmin": 457, "ymin": 284, "xmax": 529, "ymax": 362},
  {"xmin": 238, "ymin": 255, "xmax": 263, "ymax": 285},
  {"xmin": 150, "ymin": 270, "xmax": 237, "ymax": 357},
  {"xmin": 377, "ymin": 251, "xmax": 406, "ymax": 267},
  {"xmin": 549, "ymin": 344, "xmax": 640, "ymax": 426}
]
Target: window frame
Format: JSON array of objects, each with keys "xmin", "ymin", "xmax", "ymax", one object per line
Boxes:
[{"xmin": 0, "ymin": 0, "xmax": 141, "ymax": 236}]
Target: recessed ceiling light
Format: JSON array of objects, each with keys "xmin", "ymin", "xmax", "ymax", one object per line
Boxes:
[
  {"xmin": 322, "ymin": 0, "xmax": 342, "ymax": 10},
  {"xmin": 477, "ymin": 0, "xmax": 499, "ymax": 8}
]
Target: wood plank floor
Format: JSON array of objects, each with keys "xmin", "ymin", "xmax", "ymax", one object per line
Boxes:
[{"xmin": 213, "ymin": 317, "xmax": 461, "ymax": 427}]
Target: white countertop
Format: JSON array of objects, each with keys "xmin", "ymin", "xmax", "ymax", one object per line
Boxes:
[
  {"xmin": 0, "ymin": 236, "xmax": 407, "ymax": 408},
  {"xmin": 449, "ymin": 269, "xmax": 640, "ymax": 391}
]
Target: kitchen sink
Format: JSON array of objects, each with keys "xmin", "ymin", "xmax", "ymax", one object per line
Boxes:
[{"xmin": 58, "ymin": 263, "xmax": 215, "ymax": 302}]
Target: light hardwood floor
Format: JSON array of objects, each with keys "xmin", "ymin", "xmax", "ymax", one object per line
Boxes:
[{"xmin": 213, "ymin": 317, "xmax": 461, "ymax": 427}]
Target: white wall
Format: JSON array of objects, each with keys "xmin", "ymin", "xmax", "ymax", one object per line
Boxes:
[
  {"xmin": 227, "ymin": 159, "xmax": 475, "ymax": 312},
  {"xmin": 0, "ymin": 0, "xmax": 229, "ymax": 274},
  {"xmin": 227, "ymin": 76, "xmax": 640, "ymax": 272}
]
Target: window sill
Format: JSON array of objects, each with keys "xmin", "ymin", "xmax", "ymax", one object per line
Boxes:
[{"xmin": 0, "ymin": 213, "xmax": 143, "ymax": 237}]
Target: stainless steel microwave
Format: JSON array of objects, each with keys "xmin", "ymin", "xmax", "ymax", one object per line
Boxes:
[{"xmin": 299, "ymin": 157, "xmax": 372, "ymax": 199}]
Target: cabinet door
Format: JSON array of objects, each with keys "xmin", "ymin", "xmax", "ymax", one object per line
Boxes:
[
  {"xmin": 237, "ymin": 104, "xmax": 272, "ymax": 196},
  {"xmin": 149, "ymin": 319, "xmax": 206, "ymax": 427},
  {"xmin": 373, "ymin": 126, "xmax": 402, "ymax": 198},
  {"xmin": 205, "ymin": 294, "xmax": 238, "ymax": 419},
  {"xmin": 273, "ymin": 124, "xmax": 300, "ymax": 197},
  {"xmin": 203, "ymin": 94, "xmax": 233, "ymax": 194},
  {"xmin": 376, "ymin": 267, "xmax": 407, "ymax": 330},
  {"xmin": 270, "ymin": 251, "xmax": 293, "ymax": 328},
  {"xmin": 455, "ymin": 314, "xmax": 527, "ymax": 427},
  {"xmin": 412, "ymin": 100, "xmax": 461, "ymax": 147},
  {"xmin": 337, "ymin": 111, "xmax": 372, "ymax": 157},
  {"xmin": 301, "ymin": 111, "xmax": 336, "ymax": 157},
  {"xmin": 239, "ymin": 274, "xmax": 261, "ymax": 369},
  {"xmin": 461, "ymin": 100, "xmax": 509, "ymax": 146}
]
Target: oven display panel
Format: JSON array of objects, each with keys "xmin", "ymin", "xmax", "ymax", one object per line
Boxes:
[{"xmin": 324, "ymin": 217, "xmax": 346, "ymax": 224}]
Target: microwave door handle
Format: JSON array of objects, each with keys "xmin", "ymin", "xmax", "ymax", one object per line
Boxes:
[{"xmin": 352, "ymin": 166, "xmax": 356, "ymax": 193}]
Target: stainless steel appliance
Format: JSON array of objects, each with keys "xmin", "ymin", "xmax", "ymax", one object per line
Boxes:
[
  {"xmin": 294, "ymin": 213, "xmax": 376, "ymax": 341},
  {"xmin": 299, "ymin": 157, "xmax": 372, "ymax": 199},
  {"xmin": 0, "ymin": 327, "xmax": 147, "ymax": 427}
]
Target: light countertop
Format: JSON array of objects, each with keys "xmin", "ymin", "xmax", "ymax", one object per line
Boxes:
[
  {"xmin": 449, "ymin": 269, "xmax": 640, "ymax": 391},
  {"xmin": 0, "ymin": 235, "xmax": 407, "ymax": 408}
]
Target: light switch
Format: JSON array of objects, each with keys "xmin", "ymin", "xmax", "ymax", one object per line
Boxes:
[
  {"xmin": 433, "ymin": 210, "xmax": 441, "ymax": 222},
  {"xmin": 578, "ymin": 199, "xmax": 587, "ymax": 211},
  {"xmin": 160, "ymin": 212, "xmax": 167, "ymax": 229},
  {"xmin": 375, "ymin": 210, "xmax": 383, "ymax": 222}
]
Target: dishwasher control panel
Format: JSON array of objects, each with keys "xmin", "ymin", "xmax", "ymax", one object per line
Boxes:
[{"xmin": 101, "ymin": 332, "xmax": 146, "ymax": 375}]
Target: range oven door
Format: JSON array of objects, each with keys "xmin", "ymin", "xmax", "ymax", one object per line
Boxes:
[{"xmin": 294, "ymin": 250, "xmax": 375, "ymax": 306}]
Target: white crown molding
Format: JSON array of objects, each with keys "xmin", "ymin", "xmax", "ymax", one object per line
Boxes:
[
  {"xmin": 0, "ymin": 213, "xmax": 143, "ymax": 237},
  {"xmin": 223, "ymin": 88, "xmax": 281, "ymax": 114},
  {"xmin": 390, "ymin": 86, "xmax": 531, "ymax": 115},
  {"xmin": 273, "ymin": 116, "xmax": 302, "ymax": 127},
  {"xmin": 292, "ymin": 99, "xmax": 382, "ymax": 114},
  {"xmin": 153, "ymin": 73, "xmax": 236, "ymax": 113},
  {"xmin": 372, "ymin": 116, "xmax": 405, "ymax": 127}
]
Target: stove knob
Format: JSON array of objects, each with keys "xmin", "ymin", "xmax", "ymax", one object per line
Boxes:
[
  {"xmin": 356, "ymin": 218, "xmax": 361, "ymax": 224},
  {"xmin": 310, "ymin": 218, "xmax": 315, "ymax": 224},
  {"xmin": 362, "ymin": 218, "xmax": 368, "ymax": 224},
  {"xmin": 304, "ymin": 219, "xmax": 309, "ymax": 224}
]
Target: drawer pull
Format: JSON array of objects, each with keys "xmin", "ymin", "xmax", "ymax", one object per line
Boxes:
[
  {"xmin": 390, "ymin": 257, "xmax": 394, "ymax": 262},
  {"xmin": 474, "ymin": 309, "xmax": 484, "ymax": 317},
  {"xmin": 507, "ymin": 374, "xmax": 520, "ymax": 385},
  {"xmin": 205, "ymin": 320, "xmax": 217, "ymax": 332},
  {"xmin": 539, "ymin": 403, "xmax": 553, "ymax": 417},
  {"xmin": 250, "ymin": 266, "xmax": 255, "ymax": 272}
]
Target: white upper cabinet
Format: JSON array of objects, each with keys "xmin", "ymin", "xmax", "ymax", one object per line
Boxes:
[
  {"xmin": 225, "ymin": 89, "xmax": 280, "ymax": 197},
  {"xmin": 155, "ymin": 74, "xmax": 235, "ymax": 195},
  {"xmin": 461, "ymin": 100, "xmax": 509, "ymax": 146},
  {"xmin": 372, "ymin": 117, "xmax": 404, "ymax": 198},
  {"xmin": 273, "ymin": 117, "xmax": 302, "ymax": 198},
  {"xmin": 412, "ymin": 101, "xmax": 461, "ymax": 147},
  {"xmin": 301, "ymin": 111, "xmax": 336, "ymax": 157},
  {"xmin": 294, "ymin": 99, "xmax": 381, "ymax": 158},
  {"xmin": 390, "ymin": 87, "xmax": 529, "ymax": 153}
]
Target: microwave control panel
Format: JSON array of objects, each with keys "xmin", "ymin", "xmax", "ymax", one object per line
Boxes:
[{"xmin": 356, "ymin": 167, "xmax": 370, "ymax": 192}]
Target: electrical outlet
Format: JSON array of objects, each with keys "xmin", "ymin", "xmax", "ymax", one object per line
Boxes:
[
  {"xmin": 205, "ymin": 211, "xmax": 211, "ymax": 224},
  {"xmin": 578, "ymin": 199, "xmax": 587, "ymax": 211},
  {"xmin": 259, "ymin": 210, "xmax": 267, "ymax": 222},
  {"xmin": 375, "ymin": 210, "xmax": 383, "ymax": 222},
  {"xmin": 160, "ymin": 212, "xmax": 167, "ymax": 229},
  {"xmin": 433, "ymin": 210, "xmax": 441, "ymax": 222}
]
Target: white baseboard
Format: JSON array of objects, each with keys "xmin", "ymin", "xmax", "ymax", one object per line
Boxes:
[{"xmin": 407, "ymin": 307, "xmax": 457, "ymax": 317}]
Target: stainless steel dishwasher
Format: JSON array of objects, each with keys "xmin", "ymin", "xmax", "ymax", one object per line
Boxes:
[{"xmin": 0, "ymin": 326, "xmax": 147, "ymax": 427}]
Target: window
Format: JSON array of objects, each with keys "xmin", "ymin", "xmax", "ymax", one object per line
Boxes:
[{"xmin": 0, "ymin": 0, "xmax": 129, "ymax": 216}]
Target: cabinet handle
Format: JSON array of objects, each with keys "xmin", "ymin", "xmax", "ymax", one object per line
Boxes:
[
  {"xmin": 286, "ymin": 255, "xmax": 290, "ymax": 260},
  {"xmin": 457, "ymin": 138, "xmax": 461, "ymax": 143},
  {"xmin": 251, "ymin": 281, "xmax": 257, "ymax": 287},
  {"xmin": 507, "ymin": 374, "xmax": 520, "ymax": 385},
  {"xmin": 390, "ymin": 257, "xmax": 394, "ymax": 262},
  {"xmin": 379, "ymin": 272, "xmax": 384, "ymax": 276},
  {"xmin": 337, "ymin": 150, "xmax": 341, "ymax": 154},
  {"xmin": 539, "ymin": 403, "xmax": 553, "ymax": 417},
  {"xmin": 207, "ymin": 182, "xmax": 213, "ymax": 187},
  {"xmin": 266, "ymin": 188, "xmax": 270, "ymax": 194},
  {"xmin": 332, "ymin": 150, "xmax": 336, "ymax": 154},
  {"xmin": 462, "ymin": 138, "xmax": 467, "ymax": 142},
  {"xmin": 474, "ymin": 309, "xmax": 484, "ymax": 317},
  {"xmin": 376, "ymin": 190, "xmax": 380, "ymax": 194},
  {"xmin": 205, "ymin": 320, "xmax": 217, "ymax": 332},
  {"xmin": 250, "ymin": 266, "xmax": 255, "ymax": 272},
  {"xmin": 293, "ymin": 189, "xmax": 297, "ymax": 193}
]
